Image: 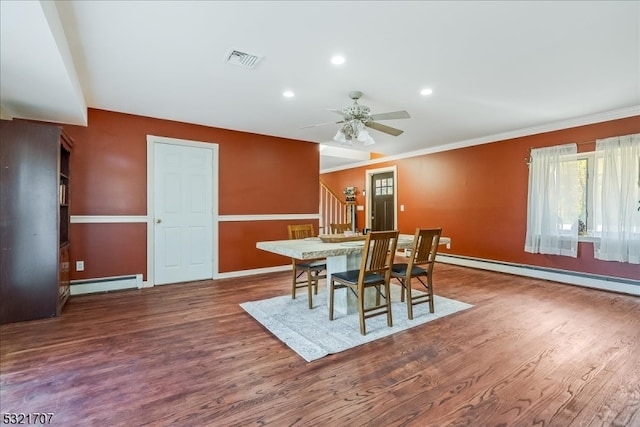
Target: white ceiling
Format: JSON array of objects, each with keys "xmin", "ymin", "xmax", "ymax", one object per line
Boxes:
[{"xmin": 1, "ymin": 1, "xmax": 639, "ymax": 171}]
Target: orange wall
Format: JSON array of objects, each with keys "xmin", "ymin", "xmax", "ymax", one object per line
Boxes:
[
  {"xmin": 321, "ymin": 116, "xmax": 640, "ymax": 281},
  {"xmin": 64, "ymin": 109, "xmax": 320, "ymax": 280},
  {"xmin": 219, "ymin": 220, "xmax": 321, "ymax": 272}
]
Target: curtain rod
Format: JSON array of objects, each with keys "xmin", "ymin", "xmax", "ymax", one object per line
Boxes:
[{"xmin": 524, "ymin": 140, "xmax": 596, "ymax": 166}]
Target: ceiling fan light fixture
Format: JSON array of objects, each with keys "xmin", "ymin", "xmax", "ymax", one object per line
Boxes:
[
  {"xmin": 341, "ymin": 122, "xmax": 357, "ymax": 140},
  {"xmin": 361, "ymin": 131, "xmax": 376, "ymax": 146},
  {"xmin": 357, "ymin": 127, "xmax": 370, "ymax": 142},
  {"xmin": 334, "ymin": 128, "xmax": 353, "ymax": 146}
]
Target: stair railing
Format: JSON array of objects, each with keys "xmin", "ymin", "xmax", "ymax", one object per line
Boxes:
[{"xmin": 319, "ymin": 179, "xmax": 352, "ymax": 234}]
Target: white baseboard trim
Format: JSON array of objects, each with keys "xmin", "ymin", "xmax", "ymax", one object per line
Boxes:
[
  {"xmin": 70, "ymin": 274, "xmax": 143, "ymax": 295},
  {"xmin": 216, "ymin": 265, "xmax": 290, "ymax": 279},
  {"xmin": 436, "ymin": 254, "xmax": 640, "ymax": 296}
]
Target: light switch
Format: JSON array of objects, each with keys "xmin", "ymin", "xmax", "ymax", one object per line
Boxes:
[{"xmin": 400, "ymin": 205, "xmax": 405, "ymax": 212}]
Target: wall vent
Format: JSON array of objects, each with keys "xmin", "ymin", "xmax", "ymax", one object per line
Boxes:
[{"xmin": 224, "ymin": 49, "xmax": 263, "ymax": 69}]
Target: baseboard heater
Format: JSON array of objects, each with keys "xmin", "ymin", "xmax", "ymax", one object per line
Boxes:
[
  {"xmin": 436, "ymin": 254, "xmax": 639, "ymax": 296},
  {"xmin": 70, "ymin": 274, "xmax": 143, "ymax": 296}
]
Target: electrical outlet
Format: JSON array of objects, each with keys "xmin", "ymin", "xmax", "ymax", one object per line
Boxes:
[{"xmin": 76, "ymin": 261, "xmax": 84, "ymax": 271}]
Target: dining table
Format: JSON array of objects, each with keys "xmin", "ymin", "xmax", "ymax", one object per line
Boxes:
[{"xmin": 256, "ymin": 233, "xmax": 451, "ymax": 315}]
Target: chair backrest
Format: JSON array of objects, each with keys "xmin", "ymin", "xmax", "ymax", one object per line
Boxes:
[
  {"xmin": 357, "ymin": 230, "xmax": 399, "ymax": 285},
  {"xmin": 408, "ymin": 228, "xmax": 442, "ymax": 272},
  {"xmin": 288, "ymin": 224, "xmax": 315, "ymax": 240},
  {"xmin": 330, "ymin": 223, "xmax": 353, "ymax": 234}
]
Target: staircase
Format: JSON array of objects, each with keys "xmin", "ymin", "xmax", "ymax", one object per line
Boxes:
[{"xmin": 319, "ymin": 179, "xmax": 355, "ymax": 234}]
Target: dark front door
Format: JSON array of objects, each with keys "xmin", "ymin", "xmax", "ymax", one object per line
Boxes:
[{"xmin": 370, "ymin": 171, "xmax": 395, "ymax": 231}]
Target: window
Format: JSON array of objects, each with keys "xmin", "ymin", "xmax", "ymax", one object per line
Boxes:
[
  {"xmin": 574, "ymin": 151, "xmax": 629, "ymax": 236},
  {"xmin": 524, "ymin": 143, "xmax": 579, "ymax": 257},
  {"xmin": 575, "ymin": 155, "xmax": 590, "ymax": 235},
  {"xmin": 591, "ymin": 134, "xmax": 639, "ymax": 263},
  {"xmin": 529, "ymin": 149, "xmax": 633, "ymax": 238},
  {"xmin": 526, "ymin": 133, "xmax": 639, "ymax": 264},
  {"xmin": 374, "ymin": 177, "xmax": 393, "ymax": 196}
]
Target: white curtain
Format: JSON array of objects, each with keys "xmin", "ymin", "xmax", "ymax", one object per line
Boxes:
[
  {"xmin": 592, "ymin": 133, "xmax": 640, "ymax": 264},
  {"xmin": 525, "ymin": 143, "xmax": 579, "ymax": 257}
]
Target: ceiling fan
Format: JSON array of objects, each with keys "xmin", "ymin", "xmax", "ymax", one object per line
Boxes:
[{"xmin": 303, "ymin": 91, "xmax": 410, "ymax": 146}]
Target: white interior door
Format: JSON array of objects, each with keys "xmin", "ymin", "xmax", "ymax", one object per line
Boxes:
[{"xmin": 154, "ymin": 142, "xmax": 213, "ymax": 285}]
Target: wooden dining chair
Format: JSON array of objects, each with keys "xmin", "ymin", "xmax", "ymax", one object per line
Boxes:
[
  {"xmin": 329, "ymin": 230, "xmax": 399, "ymax": 335},
  {"xmin": 287, "ymin": 224, "xmax": 326, "ymax": 309},
  {"xmin": 330, "ymin": 223, "xmax": 353, "ymax": 234},
  {"xmin": 391, "ymin": 228, "xmax": 442, "ymax": 319}
]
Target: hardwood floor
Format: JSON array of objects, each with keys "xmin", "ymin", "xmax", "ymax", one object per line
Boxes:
[{"xmin": 1, "ymin": 263, "xmax": 638, "ymax": 426}]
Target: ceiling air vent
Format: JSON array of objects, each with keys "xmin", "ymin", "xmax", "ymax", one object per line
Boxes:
[{"xmin": 224, "ymin": 49, "xmax": 263, "ymax": 69}]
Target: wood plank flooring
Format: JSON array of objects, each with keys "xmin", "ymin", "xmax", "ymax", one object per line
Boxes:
[{"xmin": 1, "ymin": 263, "xmax": 638, "ymax": 426}]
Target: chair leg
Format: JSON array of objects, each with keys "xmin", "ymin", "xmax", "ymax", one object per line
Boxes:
[
  {"xmin": 399, "ymin": 277, "xmax": 406, "ymax": 302},
  {"xmin": 329, "ymin": 279, "xmax": 335, "ymax": 320},
  {"xmin": 385, "ymin": 281, "xmax": 393, "ymax": 327},
  {"xmin": 428, "ymin": 274, "xmax": 434, "ymax": 313},
  {"xmin": 358, "ymin": 288, "xmax": 366, "ymax": 335},
  {"xmin": 406, "ymin": 276, "xmax": 414, "ymax": 320}
]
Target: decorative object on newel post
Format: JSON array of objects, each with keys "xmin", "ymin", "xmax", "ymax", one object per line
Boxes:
[
  {"xmin": 343, "ymin": 187, "xmax": 357, "ymax": 202},
  {"xmin": 342, "ymin": 187, "xmax": 357, "ymax": 232}
]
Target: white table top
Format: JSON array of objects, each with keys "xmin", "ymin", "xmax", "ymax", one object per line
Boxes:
[{"xmin": 256, "ymin": 234, "xmax": 451, "ymax": 260}]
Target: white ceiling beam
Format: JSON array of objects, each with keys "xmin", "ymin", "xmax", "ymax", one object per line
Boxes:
[{"xmin": 0, "ymin": 0, "xmax": 87, "ymax": 125}]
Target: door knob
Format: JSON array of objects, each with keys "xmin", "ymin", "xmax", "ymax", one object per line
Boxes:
[{"xmin": 156, "ymin": 218, "xmax": 162, "ymax": 224}]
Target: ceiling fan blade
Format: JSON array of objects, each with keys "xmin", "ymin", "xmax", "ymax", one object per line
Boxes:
[
  {"xmin": 365, "ymin": 121, "xmax": 404, "ymax": 136},
  {"xmin": 326, "ymin": 108, "xmax": 346, "ymax": 116},
  {"xmin": 369, "ymin": 110, "xmax": 410, "ymax": 121},
  {"xmin": 299, "ymin": 120, "xmax": 345, "ymax": 129}
]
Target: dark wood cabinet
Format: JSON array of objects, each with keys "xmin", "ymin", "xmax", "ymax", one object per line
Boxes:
[{"xmin": 0, "ymin": 119, "xmax": 73, "ymax": 324}]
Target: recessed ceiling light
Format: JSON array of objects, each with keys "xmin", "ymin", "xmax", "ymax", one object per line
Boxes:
[
  {"xmin": 283, "ymin": 90, "xmax": 295, "ymax": 98},
  {"xmin": 420, "ymin": 88, "xmax": 433, "ymax": 96},
  {"xmin": 331, "ymin": 55, "xmax": 345, "ymax": 65}
]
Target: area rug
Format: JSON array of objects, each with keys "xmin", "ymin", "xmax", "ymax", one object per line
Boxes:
[{"xmin": 240, "ymin": 285, "xmax": 473, "ymax": 362}]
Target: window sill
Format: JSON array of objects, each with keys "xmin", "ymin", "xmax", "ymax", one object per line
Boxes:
[{"xmin": 578, "ymin": 234, "xmax": 600, "ymax": 243}]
